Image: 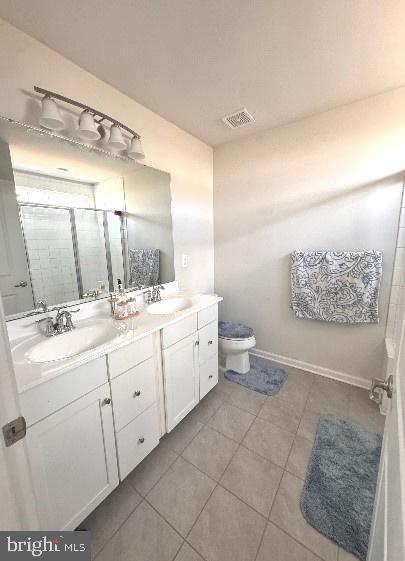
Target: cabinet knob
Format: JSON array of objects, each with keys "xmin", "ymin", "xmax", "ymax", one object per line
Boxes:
[
  {"xmin": 102, "ymin": 397, "xmax": 111, "ymax": 405},
  {"xmin": 209, "ymin": 375, "xmax": 213, "ymax": 379},
  {"xmin": 133, "ymin": 390, "xmax": 141, "ymax": 398},
  {"xmin": 208, "ymin": 340, "xmax": 213, "ymax": 345},
  {"xmin": 138, "ymin": 437, "xmax": 145, "ymax": 444},
  {"xmin": 195, "ymin": 341, "xmax": 200, "ymax": 346}
]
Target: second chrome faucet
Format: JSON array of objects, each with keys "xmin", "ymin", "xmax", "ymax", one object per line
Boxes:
[{"xmin": 37, "ymin": 307, "xmax": 80, "ymax": 337}]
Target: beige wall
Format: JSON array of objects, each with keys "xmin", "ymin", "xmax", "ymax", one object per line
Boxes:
[
  {"xmin": 0, "ymin": 19, "xmax": 214, "ymax": 293},
  {"xmin": 214, "ymin": 88, "xmax": 405, "ymax": 383}
]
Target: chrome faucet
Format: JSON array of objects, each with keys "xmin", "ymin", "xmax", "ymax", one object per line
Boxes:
[
  {"xmin": 55, "ymin": 309, "xmax": 76, "ymax": 333},
  {"xmin": 150, "ymin": 284, "xmax": 165, "ymax": 303},
  {"xmin": 35, "ymin": 300, "xmax": 48, "ymax": 313},
  {"xmin": 36, "ymin": 316, "xmax": 57, "ymax": 337},
  {"xmin": 36, "ymin": 307, "xmax": 80, "ymax": 337}
]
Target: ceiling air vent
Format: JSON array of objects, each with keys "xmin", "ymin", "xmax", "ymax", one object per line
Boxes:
[{"xmin": 222, "ymin": 108, "xmax": 255, "ymax": 129}]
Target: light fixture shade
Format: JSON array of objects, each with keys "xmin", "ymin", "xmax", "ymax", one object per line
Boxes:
[
  {"xmin": 128, "ymin": 136, "xmax": 145, "ymax": 160},
  {"xmin": 78, "ymin": 111, "xmax": 101, "ymax": 141},
  {"xmin": 39, "ymin": 96, "xmax": 65, "ymax": 131},
  {"xmin": 108, "ymin": 124, "xmax": 127, "ymax": 150}
]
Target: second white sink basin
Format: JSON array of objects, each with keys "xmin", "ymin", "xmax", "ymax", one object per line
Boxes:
[
  {"xmin": 147, "ymin": 296, "xmax": 192, "ymax": 315},
  {"xmin": 25, "ymin": 319, "xmax": 120, "ymax": 364}
]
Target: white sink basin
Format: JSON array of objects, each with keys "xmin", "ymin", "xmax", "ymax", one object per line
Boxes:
[
  {"xmin": 25, "ymin": 319, "xmax": 120, "ymax": 364},
  {"xmin": 147, "ymin": 296, "xmax": 192, "ymax": 315}
]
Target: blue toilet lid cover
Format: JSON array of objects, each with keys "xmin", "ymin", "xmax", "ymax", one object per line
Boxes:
[{"xmin": 218, "ymin": 320, "xmax": 254, "ymax": 339}]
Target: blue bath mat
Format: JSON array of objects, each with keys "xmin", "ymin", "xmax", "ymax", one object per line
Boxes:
[
  {"xmin": 224, "ymin": 355, "xmax": 287, "ymax": 396},
  {"xmin": 301, "ymin": 415, "xmax": 382, "ymax": 561}
]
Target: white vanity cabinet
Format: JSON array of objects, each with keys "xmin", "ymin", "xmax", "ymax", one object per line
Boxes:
[
  {"xmin": 162, "ymin": 304, "xmax": 219, "ymax": 431},
  {"xmin": 24, "ymin": 358, "xmax": 118, "ymax": 531},
  {"xmin": 15, "ymin": 295, "xmax": 221, "ymax": 531},
  {"xmin": 108, "ymin": 336, "xmax": 160, "ymax": 480}
]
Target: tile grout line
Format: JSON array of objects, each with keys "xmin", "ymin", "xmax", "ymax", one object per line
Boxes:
[
  {"xmin": 139, "ymin": 389, "xmax": 228, "ymax": 561},
  {"xmin": 283, "ymin": 375, "xmax": 316, "ymax": 477},
  {"xmin": 265, "ymin": 378, "xmax": 339, "ymax": 561},
  {"xmin": 92, "ymin": 496, "xmax": 145, "ymax": 560},
  {"xmin": 137, "ymin": 418, "xmax": 213, "ymax": 512},
  {"xmin": 183, "ymin": 440, "xmax": 242, "ymax": 537},
  {"xmin": 251, "ymin": 368, "xmax": 298, "ymax": 561},
  {"xmin": 268, "ymin": 376, "xmax": 313, "ymax": 523},
  {"xmin": 192, "ymin": 375, "xmax": 281, "ymax": 561},
  {"xmin": 266, "ymin": 379, "xmax": 311, "ymax": 527},
  {"xmin": 181, "ymin": 428, "xmax": 247, "ymax": 558},
  {"xmin": 126, "ymin": 446, "xmax": 180, "ymax": 498},
  {"xmin": 268, "ymin": 518, "xmax": 329, "ymax": 561},
  {"xmin": 269, "ymin": 517, "xmax": 335, "ymax": 561}
]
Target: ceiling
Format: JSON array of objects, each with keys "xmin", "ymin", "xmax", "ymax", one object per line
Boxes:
[{"xmin": 1, "ymin": 0, "xmax": 405, "ymax": 146}]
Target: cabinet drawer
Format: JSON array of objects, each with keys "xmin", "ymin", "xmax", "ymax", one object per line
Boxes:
[
  {"xmin": 108, "ymin": 335, "xmax": 153, "ymax": 379},
  {"xmin": 198, "ymin": 304, "xmax": 218, "ymax": 329},
  {"xmin": 200, "ymin": 354, "xmax": 219, "ymax": 399},
  {"xmin": 162, "ymin": 313, "xmax": 197, "ymax": 349},
  {"xmin": 111, "ymin": 358, "xmax": 156, "ymax": 431},
  {"xmin": 198, "ymin": 320, "xmax": 218, "ymax": 364},
  {"xmin": 116, "ymin": 403, "xmax": 160, "ymax": 480},
  {"xmin": 21, "ymin": 356, "xmax": 108, "ymax": 427}
]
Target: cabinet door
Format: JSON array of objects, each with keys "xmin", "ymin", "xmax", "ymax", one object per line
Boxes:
[
  {"xmin": 26, "ymin": 384, "xmax": 118, "ymax": 530},
  {"xmin": 163, "ymin": 332, "xmax": 199, "ymax": 431}
]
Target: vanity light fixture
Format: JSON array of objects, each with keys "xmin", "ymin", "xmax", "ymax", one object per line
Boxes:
[
  {"xmin": 78, "ymin": 110, "xmax": 101, "ymax": 141},
  {"xmin": 128, "ymin": 136, "xmax": 145, "ymax": 160},
  {"xmin": 108, "ymin": 124, "xmax": 127, "ymax": 151},
  {"xmin": 39, "ymin": 95, "xmax": 65, "ymax": 131},
  {"xmin": 34, "ymin": 86, "xmax": 144, "ymax": 159}
]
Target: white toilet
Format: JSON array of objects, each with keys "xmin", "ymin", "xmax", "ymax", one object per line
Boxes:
[{"xmin": 218, "ymin": 320, "xmax": 256, "ymax": 374}]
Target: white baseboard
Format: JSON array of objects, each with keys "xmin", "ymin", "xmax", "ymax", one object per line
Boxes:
[{"xmin": 250, "ymin": 348, "xmax": 370, "ymax": 389}]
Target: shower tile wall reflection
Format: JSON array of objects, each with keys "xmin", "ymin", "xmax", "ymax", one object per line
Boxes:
[
  {"xmin": 13, "ymin": 170, "xmax": 127, "ymax": 308},
  {"xmin": 20, "ymin": 205, "xmax": 79, "ymax": 305}
]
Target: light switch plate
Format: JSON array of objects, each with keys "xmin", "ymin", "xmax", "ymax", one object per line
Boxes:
[{"xmin": 181, "ymin": 254, "xmax": 188, "ymax": 267}]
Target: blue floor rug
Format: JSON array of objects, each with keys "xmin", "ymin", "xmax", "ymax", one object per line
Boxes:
[
  {"xmin": 224, "ymin": 355, "xmax": 287, "ymax": 396},
  {"xmin": 301, "ymin": 415, "xmax": 382, "ymax": 561}
]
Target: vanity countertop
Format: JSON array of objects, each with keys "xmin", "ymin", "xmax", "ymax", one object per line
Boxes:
[{"xmin": 11, "ymin": 292, "xmax": 222, "ymax": 394}]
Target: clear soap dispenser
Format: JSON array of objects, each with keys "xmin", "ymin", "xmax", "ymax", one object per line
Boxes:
[{"xmin": 114, "ymin": 278, "xmax": 129, "ymax": 320}]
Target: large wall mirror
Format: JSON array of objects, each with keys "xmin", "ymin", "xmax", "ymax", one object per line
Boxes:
[{"xmin": 0, "ymin": 120, "xmax": 174, "ymax": 319}]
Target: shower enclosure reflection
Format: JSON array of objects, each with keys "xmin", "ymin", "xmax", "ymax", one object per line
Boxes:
[{"xmin": 14, "ymin": 170, "xmax": 125, "ymax": 308}]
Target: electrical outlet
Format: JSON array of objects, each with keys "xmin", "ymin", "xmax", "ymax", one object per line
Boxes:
[{"xmin": 181, "ymin": 254, "xmax": 188, "ymax": 268}]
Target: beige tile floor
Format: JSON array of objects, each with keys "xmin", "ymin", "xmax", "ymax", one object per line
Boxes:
[{"xmin": 79, "ymin": 364, "xmax": 385, "ymax": 561}]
